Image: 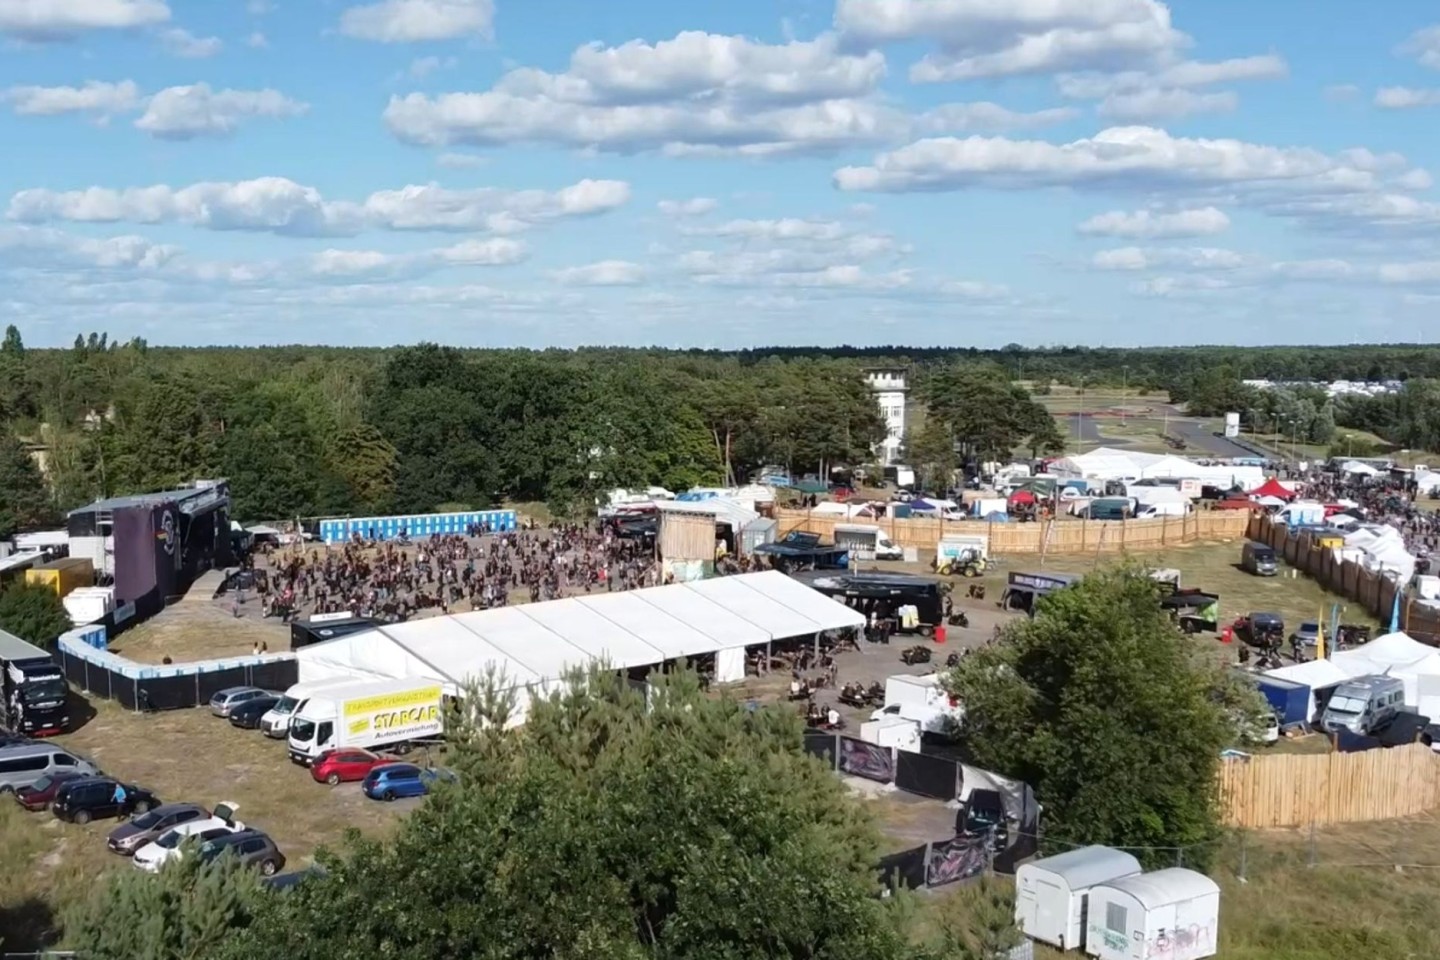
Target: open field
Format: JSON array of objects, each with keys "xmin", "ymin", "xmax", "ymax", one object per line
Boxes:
[
  {"xmin": 0, "ymin": 699, "xmax": 410, "ymax": 949},
  {"xmin": 107, "ymin": 599, "xmax": 287, "ymax": 664}
]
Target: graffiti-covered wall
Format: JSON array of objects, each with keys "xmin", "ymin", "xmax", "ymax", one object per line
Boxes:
[{"xmin": 318, "ymin": 510, "xmax": 517, "ymax": 544}]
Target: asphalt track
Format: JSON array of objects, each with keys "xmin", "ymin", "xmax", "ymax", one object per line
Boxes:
[{"xmin": 1063, "ymin": 411, "xmax": 1258, "ymax": 459}]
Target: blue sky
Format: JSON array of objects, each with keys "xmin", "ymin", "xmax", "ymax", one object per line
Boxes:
[{"xmin": 3, "ymin": 0, "xmax": 1440, "ymax": 349}]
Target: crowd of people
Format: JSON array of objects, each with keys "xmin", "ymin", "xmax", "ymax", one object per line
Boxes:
[
  {"xmin": 1301, "ymin": 468, "xmax": 1439, "ymax": 573},
  {"xmin": 243, "ymin": 523, "xmax": 664, "ymax": 623}
]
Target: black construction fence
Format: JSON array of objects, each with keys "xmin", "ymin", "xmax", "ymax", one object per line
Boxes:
[
  {"xmin": 806, "ymin": 729, "xmax": 1041, "ymax": 891},
  {"xmin": 59, "ymin": 647, "xmax": 298, "ymax": 712}
]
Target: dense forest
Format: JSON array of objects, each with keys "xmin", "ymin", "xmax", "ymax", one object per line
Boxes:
[{"xmin": 3, "ymin": 328, "xmax": 1440, "ymax": 532}]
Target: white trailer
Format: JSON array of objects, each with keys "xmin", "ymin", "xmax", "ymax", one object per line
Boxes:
[
  {"xmin": 859, "ymin": 715, "xmax": 921, "ymax": 753},
  {"xmin": 833, "ymin": 523, "xmax": 903, "ymax": 561},
  {"xmin": 870, "ymin": 673, "xmax": 963, "ymax": 733},
  {"xmin": 1015, "ymin": 845, "xmax": 1142, "ymax": 951},
  {"xmin": 287, "ymin": 677, "xmax": 444, "ymax": 765},
  {"xmin": 1085, "ymin": 869, "xmax": 1220, "ymax": 960}
]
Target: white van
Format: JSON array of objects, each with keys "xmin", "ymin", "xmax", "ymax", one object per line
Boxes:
[
  {"xmin": 832, "ymin": 524, "xmax": 903, "ymax": 561},
  {"xmin": 259, "ymin": 678, "xmax": 355, "ymax": 739}
]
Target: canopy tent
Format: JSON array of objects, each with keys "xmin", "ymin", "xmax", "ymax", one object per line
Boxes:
[
  {"xmin": 294, "ymin": 571, "xmax": 863, "ymax": 716},
  {"xmin": 1340, "ymin": 460, "xmax": 1382, "ymax": 477},
  {"xmin": 1416, "ymin": 470, "xmax": 1440, "ymax": 496},
  {"xmin": 1008, "ymin": 490, "xmax": 1036, "ymax": 505},
  {"xmin": 1051, "ymin": 447, "xmax": 1265, "ymax": 488},
  {"xmin": 1249, "ymin": 477, "xmax": 1295, "ymax": 500},
  {"xmin": 1266, "ymin": 631, "xmax": 1440, "ymax": 720}
]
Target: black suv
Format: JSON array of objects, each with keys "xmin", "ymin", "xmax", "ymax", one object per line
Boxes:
[
  {"xmin": 197, "ymin": 828, "xmax": 287, "ymax": 875},
  {"xmin": 52, "ymin": 777, "xmax": 159, "ymax": 825}
]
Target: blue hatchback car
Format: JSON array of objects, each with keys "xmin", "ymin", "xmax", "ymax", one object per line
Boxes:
[{"xmin": 360, "ymin": 764, "xmax": 456, "ymax": 801}]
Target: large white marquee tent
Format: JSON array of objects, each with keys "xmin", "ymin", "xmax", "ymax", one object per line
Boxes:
[
  {"xmin": 1266, "ymin": 631, "xmax": 1440, "ymax": 720},
  {"xmin": 1050, "ymin": 447, "xmax": 1264, "ymax": 489},
  {"xmin": 296, "ymin": 570, "xmax": 865, "ymax": 722}
]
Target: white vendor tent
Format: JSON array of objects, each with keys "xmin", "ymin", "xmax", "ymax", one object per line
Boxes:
[
  {"xmin": 1052, "ymin": 447, "xmax": 1263, "ymax": 488},
  {"xmin": 1340, "ymin": 460, "xmax": 1382, "ymax": 477},
  {"xmin": 1265, "ymin": 631, "xmax": 1440, "ymax": 720},
  {"xmin": 294, "ymin": 571, "xmax": 864, "ymax": 721},
  {"xmin": 1416, "ymin": 470, "xmax": 1440, "ymax": 496}
]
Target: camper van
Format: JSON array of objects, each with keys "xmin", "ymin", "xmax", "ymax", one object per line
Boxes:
[
  {"xmin": 1319, "ymin": 675, "xmax": 1405, "ymax": 735},
  {"xmin": 832, "ymin": 524, "xmax": 903, "ymax": 561},
  {"xmin": 1241, "ymin": 541, "xmax": 1278, "ymax": 576}
]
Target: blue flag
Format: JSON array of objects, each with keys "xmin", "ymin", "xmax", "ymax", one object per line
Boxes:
[{"xmin": 1390, "ymin": 588, "xmax": 1402, "ymax": 634}]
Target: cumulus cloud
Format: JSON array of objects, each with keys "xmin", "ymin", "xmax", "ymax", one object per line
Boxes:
[
  {"xmin": 135, "ymin": 85, "xmax": 307, "ymax": 139},
  {"xmin": 2, "ymin": 80, "xmax": 142, "ymax": 118},
  {"xmin": 1375, "ymin": 87, "xmax": 1440, "ymax": 109},
  {"xmin": 8, "ymin": 176, "xmax": 631, "ymax": 237},
  {"xmin": 552, "ymin": 260, "xmax": 645, "ymax": 286},
  {"xmin": 1091, "ymin": 246, "xmax": 1247, "ymax": 271},
  {"xmin": 657, "ymin": 197, "xmax": 718, "ymax": 217},
  {"xmin": 1379, "ymin": 261, "xmax": 1440, "ymax": 285},
  {"xmin": 339, "ymin": 0, "xmax": 494, "ymax": 42},
  {"xmin": 1058, "ymin": 55, "xmax": 1285, "ymax": 120},
  {"xmin": 835, "ymin": 0, "xmax": 1186, "ymax": 81},
  {"xmin": 0, "ymin": 0, "xmax": 169, "ymax": 39},
  {"xmin": 1398, "ymin": 25, "xmax": 1440, "ymax": 70},
  {"xmin": 158, "ymin": 26, "xmax": 222, "ymax": 57},
  {"xmin": 920, "ymin": 101, "xmax": 1078, "ymax": 131},
  {"xmin": 1078, "ymin": 207, "xmax": 1230, "ymax": 238},
  {"xmin": 0, "ymin": 224, "xmax": 179, "ymax": 270},
  {"xmin": 382, "ymin": 31, "xmax": 915, "ymax": 155}
]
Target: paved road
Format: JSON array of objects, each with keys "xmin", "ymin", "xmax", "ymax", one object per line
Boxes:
[{"xmin": 1164, "ymin": 415, "xmax": 1259, "ymax": 458}]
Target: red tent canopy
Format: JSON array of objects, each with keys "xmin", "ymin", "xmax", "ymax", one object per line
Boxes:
[
  {"xmin": 1248, "ymin": 478, "xmax": 1294, "ymax": 500},
  {"xmin": 1008, "ymin": 489, "xmax": 1036, "ymax": 505}
]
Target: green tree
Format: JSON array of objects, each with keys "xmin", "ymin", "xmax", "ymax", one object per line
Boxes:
[
  {"xmin": 926, "ymin": 881, "xmax": 1025, "ymax": 960},
  {"xmin": 65, "ymin": 850, "xmax": 263, "ymax": 960},
  {"xmin": 0, "ymin": 433, "xmax": 53, "ymax": 538},
  {"xmin": 227, "ymin": 669, "xmax": 913, "ymax": 960},
  {"xmin": 0, "ymin": 582, "xmax": 72, "ymax": 650},
  {"xmin": 943, "ymin": 569, "xmax": 1234, "ymax": 869},
  {"xmin": 905, "ymin": 418, "xmax": 958, "ymax": 493}
]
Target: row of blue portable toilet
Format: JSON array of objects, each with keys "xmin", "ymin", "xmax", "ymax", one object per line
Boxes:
[{"xmin": 317, "ymin": 510, "xmax": 517, "ymax": 544}]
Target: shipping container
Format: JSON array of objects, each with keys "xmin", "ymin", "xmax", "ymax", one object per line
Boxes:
[{"xmin": 24, "ymin": 557, "xmax": 95, "ymax": 598}]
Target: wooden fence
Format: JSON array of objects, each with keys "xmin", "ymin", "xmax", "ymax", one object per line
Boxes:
[
  {"xmin": 774, "ymin": 508, "xmax": 1251, "ymax": 556},
  {"xmin": 1249, "ymin": 515, "xmax": 1440, "ymax": 645},
  {"xmin": 1217, "ymin": 743, "xmax": 1440, "ymax": 828}
]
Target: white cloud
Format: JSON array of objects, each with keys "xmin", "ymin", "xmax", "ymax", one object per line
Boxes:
[
  {"xmin": 1375, "ymin": 87, "xmax": 1440, "ymax": 109},
  {"xmin": 921, "ymin": 101, "xmax": 1078, "ymax": 132},
  {"xmin": 835, "ymin": 0, "xmax": 1186, "ymax": 81},
  {"xmin": 434, "ymin": 237, "xmax": 526, "ymax": 265},
  {"xmin": 657, "ymin": 197, "xmax": 718, "ymax": 217},
  {"xmin": 383, "ymin": 31, "xmax": 908, "ymax": 155},
  {"xmin": 435, "ymin": 152, "xmax": 486, "ymax": 168},
  {"xmin": 8, "ymin": 176, "xmax": 631, "ymax": 237},
  {"xmin": 1398, "ymin": 25, "xmax": 1440, "ymax": 70},
  {"xmin": 339, "ymin": 0, "xmax": 494, "ymax": 43},
  {"xmin": 0, "ymin": 224, "xmax": 178, "ymax": 270},
  {"xmin": 1091, "ymin": 246, "xmax": 1247, "ymax": 271},
  {"xmin": 701, "ymin": 218, "xmax": 849, "ymax": 242},
  {"xmin": 1131, "ymin": 275, "xmax": 1233, "ymax": 297},
  {"xmin": 158, "ymin": 26, "xmax": 222, "ymax": 57},
  {"xmin": 1078, "ymin": 207, "xmax": 1230, "ymax": 239},
  {"xmin": 1097, "ymin": 88, "xmax": 1236, "ymax": 121},
  {"xmin": 833, "ymin": 126, "xmax": 1415, "ymax": 206},
  {"xmin": 1379, "ymin": 261, "xmax": 1440, "ymax": 285},
  {"xmin": 1270, "ymin": 259, "xmax": 1357, "ymax": 281},
  {"xmin": 406, "ymin": 55, "xmax": 456, "ymax": 79},
  {"xmin": 246, "ymin": 31, "xmax": 267, "ymax": 48},
  {"xmin": 0, "ymin": 0, "xmax": 169, "ymax": 39},
  {"xmin": 134, "ymin": 85, "xmax": 307, "ymax": 139},
  {"xmin": 2, "ymin": 80, "xmax": 142, "ymax": 118},
  {"xmin": 552, "ymin": 260, "xmax": 645, "ymax": 286}
]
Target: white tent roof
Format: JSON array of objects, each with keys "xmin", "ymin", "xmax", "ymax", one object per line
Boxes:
[
  {"xmin": 451, "ymin": 607, "xmax": 592, "ymax": 682},
  {"xmin": 296, "ymin": 572, "xmax": 860, "ymax": 696},
  {"xmin": 656, "ymin": 497, "xmax": 759, "ymax": 529},
  {"xmin": 720, "ymin": 569, "xmax": 865, "ymax": 631},
  {"xmin": 628, "ymin": 583, "xmax": 770, "ymax": 650},
  {"xmin": 1341, "ymin": 460, "xmax": 1381, "ymax": 476}
]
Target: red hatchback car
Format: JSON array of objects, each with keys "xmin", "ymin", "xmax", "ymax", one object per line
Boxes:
[
  {"xmin": 311, "ymin": 749, "xmax": 385, "ymax": 786},
  {"xmin": 14, "ymin": 771, "xmax": 88, "ymax": 812}
]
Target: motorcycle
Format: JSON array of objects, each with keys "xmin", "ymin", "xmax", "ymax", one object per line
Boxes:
[{"xmin": 946, "ymin": 611, "xmax": 970, "ymax": 628}]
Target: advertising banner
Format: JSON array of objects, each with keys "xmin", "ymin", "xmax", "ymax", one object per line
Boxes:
[
  {"xmin": 925, "ymin": 836, "xmax": 988, "ymax": 887},
  {"xmin": 343, "ymin": 686, "xmax": 444, "ymax": 740},
  {"xmin": 838, "ymin": 736, "xmax": 895, "ymax": 783}
]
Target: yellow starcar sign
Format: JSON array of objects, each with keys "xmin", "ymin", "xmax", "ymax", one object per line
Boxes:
[{"xmin": 343, "ymin": 686, "xmax": 443, "ymax": 739}]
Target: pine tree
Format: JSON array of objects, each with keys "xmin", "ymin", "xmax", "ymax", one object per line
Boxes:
[
  {"xmin": 0, "ymin": 583, "xmax": 73, "ymax": 650},
  {"xmin": 0, "ymin": 433, "xmax": 52, "ymax": 539}
]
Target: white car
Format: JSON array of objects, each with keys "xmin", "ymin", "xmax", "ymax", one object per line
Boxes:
[{"xmin": 132, "ymin": 803, "xmax": 244, "ymax": 872}]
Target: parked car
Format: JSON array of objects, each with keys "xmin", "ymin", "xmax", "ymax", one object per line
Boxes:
[
  {"xmin": 0, "ymin": 744, "xmax": 100, "ymax": 795},
  {"xmin": 13, "ymin": 771, "xmax": 89, "ymax": 812},
  {"xmin": 311, "ymin": 748, "xmax": 386, "ymax": 786},
  {"xmin": 51, "ymin": 777, "xmax": 158, "ymax": 825},
  {"xmin": 106, "ymin": 802, "xmax": 212, "ymax": 856},
  {"xmin": 209, "ymin": 687, "xmax": 277, "ymax": 718},
  {"xmin": 228, "ymin": 695, "xmax": 282, "ymax": 730},
  {"xmin": 1291, "ymin": 621, "xmax": 1321, "ymax": 648},
  {"xmin": 196, "ymin": 828, "xmax": 287, "ymax": 876},
  {"xmin": 133, "ymin": 824, "xmax": 240, "ymax": 872},
  {"xmin": 361, "ymin": 764, "xmax": 457, "ymax": 802},
  {"xmin": 262, "ymin": 865, "xmax": 323, "ymax": 892}
]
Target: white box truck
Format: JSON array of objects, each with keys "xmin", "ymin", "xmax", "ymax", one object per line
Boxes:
[
  {"xmin": 833, "ymin": 524, "xmax": 904, "ymax": 561},
  {"xmin": 859, "ymin": 715, "xmax": 921, "ymax": 753},
  {"xmin": 870, "ymin": 673, "xmax": 963, "ymax": 734},
  {"xmin": 287, "ymin": 677, "xmax": 445, "ymax": 765}
]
